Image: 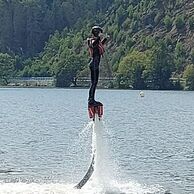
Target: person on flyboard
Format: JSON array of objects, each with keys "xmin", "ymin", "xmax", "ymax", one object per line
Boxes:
[{"xmin": 87, "ymin": 26, "xmax": 108, "ymax": 120}]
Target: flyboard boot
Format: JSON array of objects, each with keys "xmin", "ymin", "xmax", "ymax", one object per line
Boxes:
[{"xmin": 88, "ymin": 99, "xmax": 103, "ymax": 121}]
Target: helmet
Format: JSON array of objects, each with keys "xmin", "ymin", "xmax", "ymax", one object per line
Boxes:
[{"xmin": 91, "ymin": 26, "xmax": 103, "ymax": 35}]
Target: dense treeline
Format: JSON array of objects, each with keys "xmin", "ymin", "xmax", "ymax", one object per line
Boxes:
[
  {"xmin": 1, "ymin": 0, "xmax": 194, "ymax": 90},
  {"xmin": 0, "ymin": 0, "xmax": 113, "ymax": 56}
]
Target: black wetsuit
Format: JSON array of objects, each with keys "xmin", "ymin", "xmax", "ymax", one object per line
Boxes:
[{"xmin": 88, "ymin": 37, "xmax": 107, "ymax": 103}]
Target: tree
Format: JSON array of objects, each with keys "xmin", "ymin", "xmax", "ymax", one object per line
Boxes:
[
  {"xmin": 183, "ymin": 64, "xmax": 194, "ymax": 90},
  {"xmin": 188, "ymin": 16, "xmax": 194, "ymax": 31},
  {"xmin": 174, "ymin": 42, "xmax": 186, "ymax": 72},
  {"xmin": 117, "ymin": 50, "xmax": 151, "ymax": 89},
  {"xmin": 0, "ymin": 53, "xmax": 15, "ymax": 85},
  {"xmin": 54, "ymin": 53, "xmax": 86, "ymax": 87},
  {"xmin": 175, "ymin": 15, "xmax": 185, "ymax": 30},
  {"xmin": 163, "ymin": 15, "xmax": 173, "ymax": 31},
  {"xmin": 143, "ymin": 41, "xmax": 174, "ymax": 89},
  {"xmin": 191, "ymin": 49, "xmax": 194, "ymax": 64}
]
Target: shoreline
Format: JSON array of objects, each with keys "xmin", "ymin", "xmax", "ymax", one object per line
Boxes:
[{"xmin": 0, "ymin": 85, "xmax": 193, "ymax": 91}]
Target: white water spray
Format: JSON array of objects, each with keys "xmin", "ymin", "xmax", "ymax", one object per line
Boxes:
[
  {"xmin": 91, "ymin": 116, "xmax": 113, "ymax": 189},
  {"xmin": 77, "ymin": 116, "xmax": 166, "ymax": 194}
]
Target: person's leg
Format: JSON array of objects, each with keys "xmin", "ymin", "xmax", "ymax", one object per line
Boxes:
[
  {"xmin": 89, "ymin": 68, "xmax": 99, "ymax": 101},
  {"xmin": 88, "ymin": 56, "xmax": 100, "ymax": 104}
]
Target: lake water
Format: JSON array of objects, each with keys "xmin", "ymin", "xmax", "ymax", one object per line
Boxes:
[{"xmin": 0, "ymin": 88, "xmax": 193, "ymax": 194}]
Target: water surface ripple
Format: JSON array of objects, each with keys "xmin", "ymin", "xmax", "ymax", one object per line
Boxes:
[{"xmin": 0, "ymin": 88, "xmax": 193, "ymax": 193}]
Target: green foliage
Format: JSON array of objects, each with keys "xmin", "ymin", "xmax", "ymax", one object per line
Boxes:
[
  {"xmin": 144, "ymin": 36, "xmax": 156, "ymax": 49},
  {"xmin": 0, "ymin": 0, "xmax": 193, "ymax": 90},
  {"xmin": 53, "ymin": 54, "xmax": 85, "ymax": 87},
  {"xmin": 21, "ymin": 59, "xmax": 50, "ymax": 77},
  {"xmin": 143, "ymin": 41, "xmax": 174, "ymax": 90},
  {"xmin": 115, "ymin": 5, "xmax": 127, "ymax": 26},
  {"xmin": 174, "ymin": 42, "xmax": 186, "ymax": 71},
  {"xmin": 175, "ymin": 15, "xmax": 185, "ymax": 30},
  {"xmin": 191, "ymin": 49, "xmax": 194, "ymax": 64},
  {"xmin": 0, "ymin": 53, "xmax": 16, "ymax": 85},
  {"xmin": 176, "ymin": 0, "xmax": 184, "ymax": 6},
  {"xmin": 20, "ymin": 30, "xmax": 87, "ymax": 87},
  {"xmin": 188, "ymin": 16, "xmax": 194, "ymax": 31},
  {"xmin": 164, "ymin": 15, "xmax": 173, "ymax": 31},
  {"xmin": 183, "ymin": 64, "xmax": 194, "ymax": 90},
  {"xmin": 0, "ymin": 0, "xmax": 113, "ymax": 56},
  {"xmin": 117, "ymin": 50, "xmax": 151, "ymax": 89},
  {"xmin": 117, "ymin": 39, "xmax": 176, "ymax": 90}
]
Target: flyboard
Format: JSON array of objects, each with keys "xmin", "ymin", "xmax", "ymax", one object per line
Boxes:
[{"xmin": 74, "ymin": 103, "xmax": 103, "ymax": 189}]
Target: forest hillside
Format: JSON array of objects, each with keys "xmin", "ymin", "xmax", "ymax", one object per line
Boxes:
[{"xmin": 0, "ymin": 0, "xmax": 194, "ymax": 90}]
